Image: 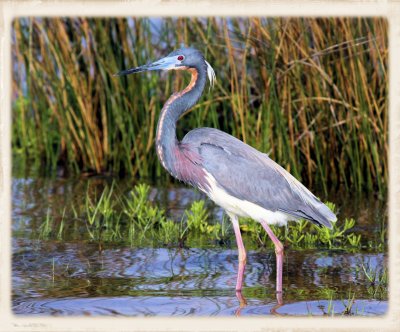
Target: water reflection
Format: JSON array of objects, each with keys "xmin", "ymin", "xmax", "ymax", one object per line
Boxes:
[{"xmin": 13, "ymin": 239, "xmax": 387, "ymax": 316}]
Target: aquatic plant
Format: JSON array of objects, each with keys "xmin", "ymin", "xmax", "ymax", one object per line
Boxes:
[
  {"xmin": 159, "ymin": 219, "xmax": 180, "ymax": 245},
  {"xmin": 56, "ymin": 207, "xmax": 66, "ymax": 240},
  {"xmin": 342, "ymin": 292, "xmax": 356, "ymax": 316},
  {"xmin": 316, "ymin": 289, "xmax": 359, "ymax": 316},
  {"xmin": 350, "ymin": 259, "xmax": 388, "ymax": 300},
  {"xmin": 186, "ymin": 200, "xmax": 210, "ymax": 233},
  {"xmin": 123, "ymin": 184, "xmax": 164, "ymax": 228},
  {"xmin": 347, "ymin": 233, "xmax": 362, "ymax": 247},
  {"xmin": 38, "ymin": 208, "xmax": 53, "ymax": 240},
  {"xmin": 317, "ymin": 216, "xmax": 357, "ymax": 249},
  {"xmin": 85, "ymin": 182, "xmax": 116, "ymax": 226},
  {"xmin": 84, "ymin": 181, "xmax": 124, "ymax": 240},
  {"xmin": 213, "ymin": 214, "xmax": 232, "ymax": 243},
  {"xmin": 31, "ymin": 181, "xmax": 384, "ymax": 252},
  {"xmin": 360, "ymin": 262, "xmax": 388, "ymax": 287}
]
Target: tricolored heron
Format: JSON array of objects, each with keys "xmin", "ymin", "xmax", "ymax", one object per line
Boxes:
[{"xmin": 116, "ymin": 47, "xmax": 337, "ymax": 297}]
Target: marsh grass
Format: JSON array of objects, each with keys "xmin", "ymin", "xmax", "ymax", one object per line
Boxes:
[
  {"xmin": 314, "ymin": 288, "xmax": 382, "ymax": 316},
  {"xmin": 34, "ymin": 182, "xmax": 385, "ymax": 252},
  {"xmin": 359, "ymin": 261, "xmax": 388, "ymax": 287},
  {"xmin": 12, "ymin": 17, "xmax": 388, "ymax": 194},
  {"xmin": 351, "ymin": 258, "xmax": 388, "ymax": 300},
  {"xmin": 38, "ymin": 208, "xmax": 53, "ymax": 239}
]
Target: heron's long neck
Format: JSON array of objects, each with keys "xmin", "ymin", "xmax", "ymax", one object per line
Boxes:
[{"xmin": 156, "ymin": 66, "xmax": 207, "ymax": 176}]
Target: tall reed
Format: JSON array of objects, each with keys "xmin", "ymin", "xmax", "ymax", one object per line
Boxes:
[{"xmin": 12, "ymin": 17, "xmax": 388, "ymax": 194}]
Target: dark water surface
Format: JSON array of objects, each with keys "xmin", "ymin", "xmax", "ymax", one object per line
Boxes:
[{"xmin": 12, "ymin": 174, "xmax": 388, "ymax": 316}]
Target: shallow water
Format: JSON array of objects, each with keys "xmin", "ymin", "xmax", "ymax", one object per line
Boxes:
[{"xmin": 12, "ymin": 174, "xmax": 388, "ymax": 316}]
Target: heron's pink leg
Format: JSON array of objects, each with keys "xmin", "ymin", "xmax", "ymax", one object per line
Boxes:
[
  {"xmin": 230, "ymin": 214, "xmax": 246, "ymax": 292},
  {"xmin": 259, "ymin": 220, "xmax": 284, "ymax": 293}
]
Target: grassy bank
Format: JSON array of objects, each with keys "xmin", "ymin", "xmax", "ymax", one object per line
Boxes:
[{"xmin": 12, "ymin": 17, "xmax": 388, "ymax": 194}]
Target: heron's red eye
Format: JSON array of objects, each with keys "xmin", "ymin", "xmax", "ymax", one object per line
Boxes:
[{"xmin": 177, "ymin": 55, "xmax": 184, "ymax": 61}]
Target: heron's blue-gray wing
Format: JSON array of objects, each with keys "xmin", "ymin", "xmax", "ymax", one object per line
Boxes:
[{"xmin": 182, "ymin": 128, "xmax": 336, "ymax": 228}]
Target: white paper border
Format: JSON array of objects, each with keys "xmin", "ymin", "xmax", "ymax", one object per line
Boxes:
[{"xmin": 0, "ymin": 1, "xmax": 398, "ymax": 331}]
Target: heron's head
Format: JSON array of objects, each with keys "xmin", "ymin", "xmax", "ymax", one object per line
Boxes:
[{"xmin": 115, "ymin": 47, "xmax": 216, "ymax": 87}]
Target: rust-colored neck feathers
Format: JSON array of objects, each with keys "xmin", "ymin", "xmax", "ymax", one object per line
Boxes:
[{"xmin": 155, "ymin": 65, "xmax": 207, "ymax": 182}]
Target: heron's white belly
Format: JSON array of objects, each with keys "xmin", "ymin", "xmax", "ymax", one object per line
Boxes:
[{"xmin": 204, "ymin": 171, "xmax": 292, "ymax": 226}]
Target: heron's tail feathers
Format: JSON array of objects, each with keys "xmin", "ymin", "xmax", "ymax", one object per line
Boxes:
[{"xmin": 311, "ymin": 200, "xmax": 337, "ymax": 229}]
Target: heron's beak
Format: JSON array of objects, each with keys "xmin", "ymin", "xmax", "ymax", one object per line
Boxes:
[{"xmin": 115, "ymin": 56, "xmax": 180, "ymax": 76}]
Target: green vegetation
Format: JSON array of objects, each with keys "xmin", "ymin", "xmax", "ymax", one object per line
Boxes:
[
  {"xmin": 12, "ymin": 17, "xmax": 387, "ymax": 195},
  {"xmin": 241, "ymin": 214, "xmax": 366, "ymax": 250},
  {"xmin": 36, "ymin": 182, "xmax": 386, "ymax": 251},
  {"xmin": 358, "ymin": 261, "xmax": 388, "ymax": 288}
]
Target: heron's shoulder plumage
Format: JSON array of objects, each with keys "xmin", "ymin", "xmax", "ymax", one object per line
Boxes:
[{"xmin": 182, "ymin": 127, "xmax": 337, "ymax": 228}]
